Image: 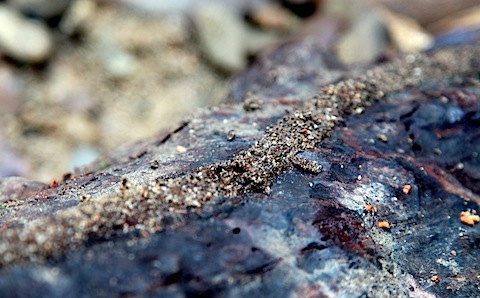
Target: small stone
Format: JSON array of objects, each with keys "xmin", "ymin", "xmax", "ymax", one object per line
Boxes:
[
  {"xmin": 380, "ymin": 8, "xmax": 433, "ymax": 53},
  {"xmin": 243, "ymin": 93, "xmax": 263, "ymax": 112},
  {"xmin": 59, "ymin": 0, "xmax": 96, "ymax": 35},
  {"xmin": 227, "ymin": 130, "xmax": 235, "ymax": 141},
  {"xmin": 98, "ymin": 39, "xmax": 138, "ymax": 80},
  {"xmin": 150, "ymin": 160, "xmax": 159, "ymax": 169},
  {"xmin": 336, "ymin": 9, "xmax": 387, "ymax": 65},
  {"xmin": 377, "ymin": 221, "xmax": 390, "ymax": 229},
  {"xmin": 248, "ymin": 3, "xmax": 299, "ymax": 32},
  {"xmin": 176, "ymin": 146, "xmax": 187, "ymax": 153},
  {"xmin": 377, "ymin": 134, "xmax": 388, "ymax": 143},
  {"xmin": 192, "ymin": 2, "xmax": 247, "ymax": 73},
  {"xmin": 460, "ymin": 210, "xmax": 480, "ymax": 226},
  {"xmin": 0, "ymin": 5, "xmax": 53, "ymax": 63}
]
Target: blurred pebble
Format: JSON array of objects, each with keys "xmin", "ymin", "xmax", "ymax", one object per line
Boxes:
[
  {"xmin": 379, "ymin": 8, "xmax": 433, "ymax": 53},
  {"xmin": 377, "ymin": 0, "xmax": 479, "ymax": 26},
  {"xmin": 248, "ymin": 3, "xmax": 299, "ymax": 32},
  {"xmin": 427, "ymin": 5, "xmax": 480, "ymax": 33},
  {"xmin": 59, "ymin": 0, "xmax": 95, "ymax": 35},
  {"xmin": 0, "ymin": 5, "xmax": 53, "ymax": 63},
  {"xmin": 96, "ymin": 37, "xmax": 138, "ymax": 80},
  {"xmin": 336, "ymin": 9, "xmax": 387, "ymax": 65},
  {"xmin": 192, "ymin": 2, "xmax": 247, "ymax": 73},
  {"xmin": 7, "ymin": 0, "xmax": 72, "ymax": 18}
]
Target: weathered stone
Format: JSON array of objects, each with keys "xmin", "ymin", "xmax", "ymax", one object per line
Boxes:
[
  {"xmin": 0, "ymin": 34, "xmax": 479, "ymax": 297},
  {"xmin": 0, "ymin": 5, "xmax": 53, "ymax": 63}
]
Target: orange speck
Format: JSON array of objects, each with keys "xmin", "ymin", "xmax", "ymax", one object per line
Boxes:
[
  {"xmin": 378, "ymin": 221, "xmax": 390, "ymax": 229},
  {"xmin": 365, "ymin": 204, "xmax": 373, "ymax": 213},
  {"xmin": 431, "ymin": 275, "xmax": 440, "ymax": 284},
  {"xmin": 402, "ymin": 184, "xmax": 411, "ymax": 194},
  {"xmin": 49, "ymin": 179, "xmax": 59, "ymax": 188},
  {"xmin": 460, "ymin": 210, "xmax": 480, "ymax": 226}
]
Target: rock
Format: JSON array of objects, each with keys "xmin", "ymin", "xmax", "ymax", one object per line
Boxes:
[
  {"xmin": 0, "ymin": 177, "xmax": 45, "ymax": 203},
  {"xmin": 379, "ymin": 8, "xmax": 433, "ymax": 53},
  {"xmin": 192, "ymin": 2, "xmax": 247, "ymax": 73},
  {"xmin": 0, "ymin": 5, "xmax": 53, "ymax": 63},
  {"xmin": 227, "ymin": 35, "xmax": 345, "ymax": 104},
  {"xmin": 336, "ymin": 9, "xmax": 388, "ymax": 65},
  {"xmin": 59, "ymin": 0, "xmax": 96, "ymax": 35},
  {"xmin": 427, "ymin": 5, "xmax": 480, "ymax": 34},
  {"xmin": 7, "ymin": 0, "xmax": 72, "ymax": 19},
  {"xmin": 377, "ymin": 0, "xmax": 480, "ymax": 26},
  {"xmin": 0, "ymin": 36, "xmax": 479, "ymax": 297},
  {"xmin": 98, "ymin": 40, "xmax": 138, "ymax": 80},
  {"xmin": 247, "ymin": 2, "xmax": 300, "ymax": 32}
]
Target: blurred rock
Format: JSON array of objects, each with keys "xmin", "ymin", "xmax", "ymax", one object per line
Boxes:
[
  {"xmin": 336, "ymin": 9, "xmax": 387, "ymax": 65},
  {"xmin": 376, "ymin": 0, "xmax": 480, "ymax": 26},
  {"xmin": 192, "ymin": 2, "xmax": 247, "ymax": 73},
  {"xmin": 0, "ymin": 5, "xmax": 53, "ymax": 63},
  {"xmin": 427, "ymin": 5, "xmax": 480, "ymax": 34},
  {"xmin": 379, "ymin": 8, "xmax": 433, "ymax": 53},
  {"xmin": 7, "ymin": 0, "xmax": 72, "ymax": 19},
  {"xmin": 247, "ymin": 2, "xmax": 300, "ymax": 32},
  {"xmin": 98, "ymin": 39, "xmax": 138, "ymax": 80},
  {"xmin": 59, "ymin": 0, "xmax": 95, "ymax": 35}
]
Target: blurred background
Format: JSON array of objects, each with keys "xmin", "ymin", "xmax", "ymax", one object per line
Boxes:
[{"xmin": 0, "ymin": 0, "xmax": 479, "ymax": 182}]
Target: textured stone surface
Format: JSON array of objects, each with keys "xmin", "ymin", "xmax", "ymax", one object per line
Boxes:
[{"xmin": 0, "ymin": 37, "xmax": 479, "ymax": 296}]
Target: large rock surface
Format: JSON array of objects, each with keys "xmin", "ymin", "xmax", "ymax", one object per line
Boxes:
[{"xmin": 0, "ymin": 35, "xmax": 480, "ymax": 297}]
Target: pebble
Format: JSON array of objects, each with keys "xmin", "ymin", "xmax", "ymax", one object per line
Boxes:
[
  {"xmin": 248, "ymin": 2, "xmax": 299, "ymax": 32},
  {"xmin": 59, "ymin": 0, "xmax": 96, "ymax": 35},
  {"xmin": 7, "ymin": 0, "xmax": 72, "ymax": 18},
  {"xmin": 336, "ymin": 9, "xmax": 388, "ymax": 65},
  {"xmin": 0, "ymin": 5, "xmax": 53, "ymax": 63},
  {"xmin": 192, "ymin": 2, "xmax": 247, "ymax": 73},
  {"xmin": 93, "ymin": 33, "xmax": 138, "ymax": 80},
  {"xmin": 379, "ymin": 8, "xmax": 433, "ymax": 53}
]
